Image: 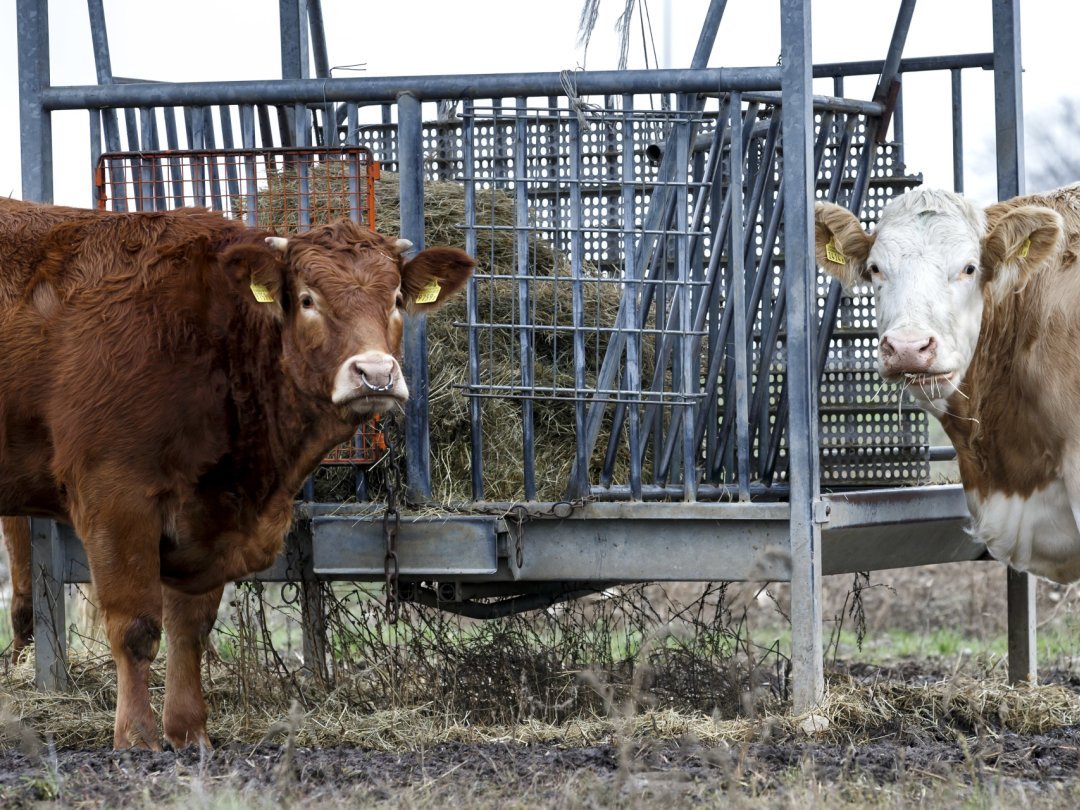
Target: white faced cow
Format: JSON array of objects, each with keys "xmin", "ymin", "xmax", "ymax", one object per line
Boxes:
[{"xmin": 816, "ymin": 184, "xmax": 1080, "ymax": 583}]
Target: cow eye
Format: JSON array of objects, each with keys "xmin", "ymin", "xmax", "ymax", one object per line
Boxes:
[
  {"xmin": 963, "ymin": 264, "xmax": 977, "ymax": 276},
  {"xmin": 868, "ymin": 263, "xmax": 881, "ymax": 275},
  {"xmin": 395, "ymin": 293, "xmax": 405, "ymax": 309},
  {"xmin": 300, "ymin": 292, "xmax": 315, "ymax": 309}
]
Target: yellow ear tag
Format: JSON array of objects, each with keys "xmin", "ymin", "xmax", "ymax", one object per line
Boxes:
[
  {"xmin": 249, "ymin": 281, "xmax": 275, "ymax": 303},
  {"xmin": 414, "ymin": 278, "xmax": 442, "ymax": 305},
  {"xmin": 1017, "ymin": 238, "xmax": 1031, "ymax": 259},
  {"xmin": 825, "ymin": 239, "xmax": 847, "ymax": 266}
]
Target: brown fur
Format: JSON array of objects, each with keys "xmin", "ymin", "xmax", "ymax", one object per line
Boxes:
[
  {"xmin": 938, "ymin": 189, "xmax": 1080, "ymax": 498},
  {"xmin": 0, "ymin": 198, "xmax": 473, "ymax": 749}
]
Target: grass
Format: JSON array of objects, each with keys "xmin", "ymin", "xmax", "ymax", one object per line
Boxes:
[{"xmin": 3, "ymin": 564, "xmax": 1080, "ymax": 806}]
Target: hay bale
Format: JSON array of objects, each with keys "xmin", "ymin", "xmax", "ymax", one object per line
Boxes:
[{"xmin": 251, "ymin": 163, "xmax": 648, "ymax": 503}]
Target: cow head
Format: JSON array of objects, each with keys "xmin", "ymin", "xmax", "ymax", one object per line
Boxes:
[
  {"xmin": 225, "ymin": 220, "xmax": 473, "ymax": 417},
  {"xmin": 815, "ymin": 188, "xmax": 1062, "ymax": 409}
]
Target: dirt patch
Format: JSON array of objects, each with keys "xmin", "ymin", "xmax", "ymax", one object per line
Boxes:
[
  {"xmin": 3, "ymin": 663, "xmax": 1080, "ymax": 808},
  {"xmin": 1, "ymin": 722, "xmax": 1079, "ymax": 808}
]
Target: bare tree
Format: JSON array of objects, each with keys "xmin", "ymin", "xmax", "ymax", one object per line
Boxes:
[{"xmin": 1026, "ymin": 98, "xmax": 1080, "ymax": 192}]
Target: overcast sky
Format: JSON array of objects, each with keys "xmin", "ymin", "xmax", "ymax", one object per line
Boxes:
[{"xmin": 0, "ymin": 0, "xmax": 1073, "ymax": 207}]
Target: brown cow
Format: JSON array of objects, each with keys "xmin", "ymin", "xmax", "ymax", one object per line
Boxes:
[
  {"xmin": 0, "ymin": 198, "xmax": 473, "ymax": 749},
  {"xmin": 2, "ymin": 516, "xmax": 31, "ymax": 657}
]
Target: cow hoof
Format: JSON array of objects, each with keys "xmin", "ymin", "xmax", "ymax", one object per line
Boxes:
[{"xmin": 164, "ymin": 730, "xmax": 213, "ymax": 752}]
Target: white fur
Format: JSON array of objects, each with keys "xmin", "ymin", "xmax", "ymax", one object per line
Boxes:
[
  {"xmin": 868, "ymin": 189, "xmax": 986, "ymax": 395},
  {"xmin": 966, "ymin": 484, "xmax": 1080, "ymax": 583}
]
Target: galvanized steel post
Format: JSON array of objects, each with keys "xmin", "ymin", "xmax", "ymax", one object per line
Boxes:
[
  {"xmin": 397, "ymin": 93, "xmax": 433, "ymax": 501},
  {"xmin": 780, "ymin": 0, "xmax": 824, "ymax": 713},
  {"xmin": 17, "ymin": 0, "xmax": 53, "ymax": 203},
  {"xmin": 993, "ymin": 0, "xmax": 1037, "ymax": 685}
]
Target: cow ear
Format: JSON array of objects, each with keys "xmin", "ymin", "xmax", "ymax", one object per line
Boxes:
[
  {"xmin": 814, "ymin": 202, "xmax": 873, "ymax": 287},
  {"xmin": 400, "ymin": 247, "xmax": 475, "ymax": 314},
  {"xmin": 981, "ymin": 204, "xmax": 1062, "ymax": 303},
  {"xmin": 220, "ymin": 241, "xmax": 288, "ymax": 319}
]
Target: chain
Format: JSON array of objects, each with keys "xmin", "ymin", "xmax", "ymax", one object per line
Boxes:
[
  {"xmin": 511, "ymin": 504, "xmax": 527, "ymax": 569},
  {"xmin": 382, "ymin": 417, "xmax": 402, "ymax": 624}
]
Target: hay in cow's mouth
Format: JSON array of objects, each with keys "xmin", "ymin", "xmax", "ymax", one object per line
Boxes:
[{"xmin": 902, "ymin": 372, "xmax": 956, "ymax": 392}]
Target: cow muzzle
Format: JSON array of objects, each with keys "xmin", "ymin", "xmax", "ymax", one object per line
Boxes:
[
  {"xmin": 879, "ymin": 332, "xmax": 938, "ymax": 376},
  {"xmin": 332, "ymin": 351, "xmax": 409, "ymax": 411}
]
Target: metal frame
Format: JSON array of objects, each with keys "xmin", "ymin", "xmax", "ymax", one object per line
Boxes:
[{"xmin": 13, "ymin": 0, "xmax": 1031, "ymax": 711}]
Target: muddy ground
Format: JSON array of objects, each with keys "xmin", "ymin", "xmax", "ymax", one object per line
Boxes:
[
  {"xmin": 0, "ymin": 730, "xmax": 1075, "ymax": 808},
  {"xmin": 1, "ymin": 717, "xmax": 1079, "ymax": 807},
  {"xmin": 3, "ymin": 666, "xmax": 1080, "ymax": 808},
  {"xmin": 4, "ymin": 562, "xmax": 1080, "ymax": 806}
]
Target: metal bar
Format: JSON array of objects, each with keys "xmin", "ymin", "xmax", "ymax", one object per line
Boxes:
[
  {"xmin": 781, "ymin": 0, "xmax": 823, "ymax": 714},
  {"xmin": 89, "ymin": 111, "xmax": 102, "ymax": 204},
  {"xmin": 30, "ymin": 517, "xmax": 68, "ymax": 691},
  {"xmin": 398, "ymin": 93, "xmax": 432, "ymax": 501},
  {"xmin": 993, "ymin": 0, "xmax": 1025, "ymax": 199},
  {"xmin": 514, "ymin": 98, "xmax": 537, "ymax": 500},
  {"xmin": 691, "ymin": 0, "xmax": 729, "ymax": 68},
  {"xmin": 993, "ymin": 0, "xmax": 1035, "ymax": 686},
  {"xmin": 17, "ymin": 0, "xmax": 53, "ymax": 202},
  {"xmin": 729, "ymin": 94, "xmax": 750, "ymax": 501},
  {"xmin": 622, "ymin": 95, "xmax": 643, "ymax": 499},
  {"xmin": 293, "ymin": 518, "xmax": 329, "ymax": 685},
  {"xmin": 462, "ymin": 99, "xmax": 485, "ymax": 500},
  {"xmin": 42, "ymin": 68, "xmax": 785, "ymax": 111},
  {"xmin": 675, "ymin": 109, "xmax": 696, "ymax": 500},
  {"xmin": 812, "ymin": 53, "xmax": 992, "ymax": 78},
  {"xmin": 280, "ymin": 0, "xmax": 305, "ymax": 81},
  {"xmin": 951, "ymin": 68, "xmax": 965, "ymax": 192},
  {"xmin": 567, "ymin": 108, "xmax": 589, "ymax": 499},
  {"xmin": 1007, "ymin": 568, "xmax": 1036, "ymax": 683}
]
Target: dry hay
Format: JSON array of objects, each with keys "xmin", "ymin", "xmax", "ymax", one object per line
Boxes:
[
  {"xmin": 247, "ymin": 163, "xmax": 649, "ymax": 503},
  {"xmin": 4, "ymin": 646, "xmax": 1080, "ymax": 753},
  {"xmin": 4, "ymin": 580, "xmax": 1079, "ymax": 752}
]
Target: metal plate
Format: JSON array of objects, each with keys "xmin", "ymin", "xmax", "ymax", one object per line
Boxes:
[{"xmin": 311, "ymin": 515, "xmax": 500, "ymax": 576}]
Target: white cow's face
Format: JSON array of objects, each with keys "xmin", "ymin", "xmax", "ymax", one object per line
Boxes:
[
  {"xmin": 815, "ymin": 188, "xmax": 1063, "ymax": 411},
  {"xmin": 864, "ymin": 193, "xmax": 986, "ymax": 406}
]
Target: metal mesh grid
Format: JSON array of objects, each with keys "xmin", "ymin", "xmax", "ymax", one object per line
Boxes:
[
  {"xmin": 94, "ymin": 145, "xmax": 384, "ymax": 467},
  {"xmin": 452, "ymin": 97, "xmax": 926, "ymax": 497},
  {"xmin": 95, "ymin": 146, "xmax": 378, "ymax": 230}
]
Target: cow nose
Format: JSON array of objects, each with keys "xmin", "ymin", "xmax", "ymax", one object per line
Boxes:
[
  {"xmin": 880, "ymin": 334, "xmax": 937, "ymax": 374},
  {"xmin": 352, "ymin": 353, "xmax": 397, "ymax": 392}
]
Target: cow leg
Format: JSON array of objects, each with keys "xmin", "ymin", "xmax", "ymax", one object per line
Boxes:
[
  {"xmin": 2, "ymin": 517, "xmax": 33, "ymax": 658},
  {"xmin": 72, "ymin": 491, "xmax": 164, "ymax": 751},
  {"xmin": 162, "ymin": 583, "xmax": 223, "ymax": 750}
]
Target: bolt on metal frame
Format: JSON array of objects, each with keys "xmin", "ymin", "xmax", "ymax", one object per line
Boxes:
[{"xmin": 15, "ymin": 0, "xmax": 1031, "ymax": 711}]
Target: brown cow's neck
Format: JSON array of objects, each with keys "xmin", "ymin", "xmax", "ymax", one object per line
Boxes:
[
  {"xmin": 938, "ymin": 281, "xmax": 1061, "ymax": 499},
  {"xmin": 220, "ymin": 297, "xmax": 356, "ymax": 508}
]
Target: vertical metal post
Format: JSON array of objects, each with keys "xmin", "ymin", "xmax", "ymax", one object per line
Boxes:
[
  {"xmin": 729, "ymin": 95, "xmax": 750, "ymax": 501},
  {"xmin": 293, "ymin": 518, "xmax": 328, "ymax": 686},
  {"xmin": 951, "ymin": 68, "xmax": 965, "ymax": 193},
  {"xmin": 17, "ymin": 0, "xmax": 53, "ymax": 203},
  {"xmin": 781, "ymin": 0, "xmax": 823, "ymax": 712},
  {"xmin": 30, "ymin": 518, "xmax": 68, "ymax": 692},
  {"xmin": 567, "ymin": 109, "xmax": 589, "ymax": 499},
  {"xmin": 462, "ymin": 99, "xmax": 485, "ymax": 500},
  {"xmin": 398, "ymin": 93, "xmax": 433, "ymax": 501},
  {"xmin": 514, "ymin": 98, "xmax": 537, "ymax": 500},
  {"xmin": 279, "ymin": 0, "xmax": 308, "ymax": 80},
  {"xmin": 993, "ymin": 0, "xmax": 1025, "ymax": 201},
  {"xmin": 993, "ymin": 0, "xmax": 1036, "ymax": 685},
  {"xmin": 621, "ymin": 95, "xmax": 643, "ymax": 500}
]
